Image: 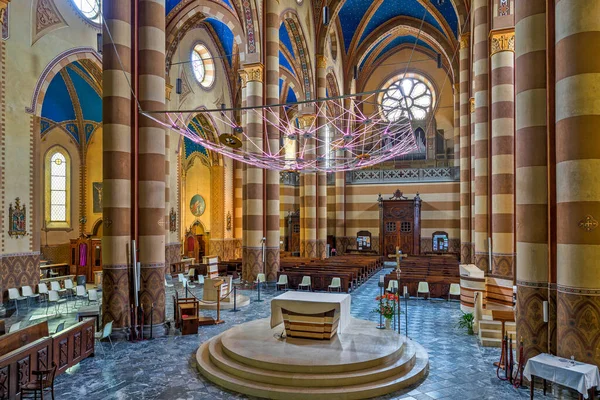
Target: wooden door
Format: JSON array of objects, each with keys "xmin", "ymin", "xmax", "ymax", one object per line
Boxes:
[{"xmin": 379, "ymin": 192, "xmax": 421, "ymax": 256}]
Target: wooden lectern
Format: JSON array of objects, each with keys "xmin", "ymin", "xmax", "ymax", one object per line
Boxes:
[{"xmin": 492, "ymin": 309, "xmax": 515, "ymax": 369}]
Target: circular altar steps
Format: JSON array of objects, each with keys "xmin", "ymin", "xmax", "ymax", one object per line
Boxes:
[{"xmin": 196, "ymin": 318, "xmax": 429, "ymax": 399}]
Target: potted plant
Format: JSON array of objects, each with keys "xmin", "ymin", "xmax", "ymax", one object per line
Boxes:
[
  {"xmin": 372, "ymin": 293, "xmax": 399, "ymax": 329},
  {"xmin": 457, "ymin": 311, "xmax": 475, "ymax": 335}
]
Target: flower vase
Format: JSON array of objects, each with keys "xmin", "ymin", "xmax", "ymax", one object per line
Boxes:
[{"xmin": 385, "ymin": 318, "xmax": 391, "ymax": 330}]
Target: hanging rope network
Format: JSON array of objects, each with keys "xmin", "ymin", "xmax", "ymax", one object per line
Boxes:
[{"xmin": 142, "ymin": 90, "xmax": 418, "ymax": 173}]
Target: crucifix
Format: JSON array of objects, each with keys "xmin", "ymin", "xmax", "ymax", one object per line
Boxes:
[{"xmin": 388, "ymin": 246, "xmax": 408, "ymax": 270}]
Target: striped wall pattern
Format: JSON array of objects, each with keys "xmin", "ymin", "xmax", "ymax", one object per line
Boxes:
[
  {"xmin": 300, "ymin": 115, "xmax": 317, "ymax": 257},
  {"xmin": 514, "ymin": 0, "xmax": 549, "ymax": 359},
  {"xmin": 316, "ymin": 56, "xmax": 327, "ymax": 258},
  {"xmin": 472, "ymin": 0, "xmax": 490, "ymax": 271},
  {"xmin": 327, "ymin": 184, "xmax": 335, "ymax": 236},
  {"xmin": 239, "ymin": 74, "xmax": 248, "ymax": 265},
  {"xmin": 459, "ymin": 33, "xmax": 472, "ymax": 263},
  {"xmin": 453, "ymin": 84, "xmax": 460, "ymax": 167},
  {"xmin": 265, "ymin": 6, "xmax": 280, "ymax": 280},
  {"xmin": 101, "ymin": 0, "xmax": 132, "ymax": 329},
  {"xmin": 555, "ymin": 0, "xmax": 600, "ymax": 366},
  {"xmin": 234, "ymin": 160, "xmax": 242, "ymax": 239},
  {"xmin": 138, "ymin": 0, "xmax": 167, "ymax": 324},
  {"xmin": 344, "ymin": 183, "xmax": 460, "ymax": 240},
  {"xmin": 489, "ymin": 31, "xmax": 515, "ymax": 288},
  {"xmin": 335, "ymin": 170, "xmax": 345, "ymax": 238},
  {"xmin": 299, "ymin": 174, "xmax": 305, "ymax": 255},
  {"xmin": 470, "ymin": 14, "xmax": 476, "ymax": 264},
  {"xmin": 241, "ymin": 65, "xmax": 265, "ymax": 282}
]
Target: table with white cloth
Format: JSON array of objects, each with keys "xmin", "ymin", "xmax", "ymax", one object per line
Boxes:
[
  {"xmin": 524, "ymin": 353, "xmax": 600, "ymax": 399},
  {"xmin": 270, "ymin": 292, "xmax": 351, "ymax": 340}
]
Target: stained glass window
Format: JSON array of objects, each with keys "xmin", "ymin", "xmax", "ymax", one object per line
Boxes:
[
  {"xmin": 72, "ymin": 0, "xmax": 102, "ymax": 24},
  {"xmin": 45, "ymin": 148, "xmax": 70, "ymax": 228},
  {"xmin": 191, "ymin": 43, "xmax": 215, "ymax": 88},
  {"xmin": 379, "ymin": 75, "xmax": 435, "ymax": 122}
]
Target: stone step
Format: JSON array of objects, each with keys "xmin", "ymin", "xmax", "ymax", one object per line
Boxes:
[
  {"xmin": 196, "ymin": 338, "xmax": 429, "ymax": 400},
  {"xmin": 479, "ymin": 320, "xmax": 516, "ymax": 330},
  {"xmin": 479, "ymin": 328, "xmax": 517, "ymax": 340},
  {"xmin": 208, "ymin": 336, "xmax": 417, "ymax": 388},
  {"xmin": 480, "ymin": 337, "xmax": 503, "ymax": 347}
]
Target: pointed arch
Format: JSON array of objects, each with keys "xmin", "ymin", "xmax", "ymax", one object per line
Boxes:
[{"xmin": 280, "ymin": 10, "xmax": 314, "ymax": 101}]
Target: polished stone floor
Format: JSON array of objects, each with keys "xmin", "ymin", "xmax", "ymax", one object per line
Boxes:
[{"xmin": 3, "ymin": 270, "xmax": 579, "ymax": 400}]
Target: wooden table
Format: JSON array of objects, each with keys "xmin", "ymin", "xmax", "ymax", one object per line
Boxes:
[
  {"xmin": 76, "ymin": 306, "xmax": 101, "ymax": 331},
  {"xmin": 40, "ymin": 263, "xmax": 69, "ymax": 278}
]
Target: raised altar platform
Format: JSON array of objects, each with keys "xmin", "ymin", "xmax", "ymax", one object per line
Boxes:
[{"xmin": 196, "ymin": 318, "xmax": 429, "ymax": 399}]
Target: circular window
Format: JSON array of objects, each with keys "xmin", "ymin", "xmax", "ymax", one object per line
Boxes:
[
  {"xmin": 379, "ymin": 74, "xmax": 435, "ymax": 122},
  {"xmin": 71, "ymin": 0, "xmax": 102, "ymax": 24},
  {"xmin": 191, "ymin": 43, "xmax": 215, "ymax": 89}
]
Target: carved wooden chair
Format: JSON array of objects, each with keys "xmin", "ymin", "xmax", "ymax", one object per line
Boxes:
[{"xmin": 21, "ymin": 362, "xmax": 57, "ymax": 400}]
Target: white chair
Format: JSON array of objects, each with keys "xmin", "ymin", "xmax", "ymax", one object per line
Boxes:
[
  {"xmin": 8, "ymin": 322, "xmax": 21, "ymax": 333},
  {"xmin": 298, "ymin": 276, "xmax": 311, "ymax": 291},
  {"xmin": 417, "ymin": 282, "xmax": 430, "ymax": 299},
  {"xmin": 386, "ymin": 280, "xmax": 399, "ymax": 294},
  {"xmin": 196, "ymin": 274, "xmax": 204, "ymax": 285},
  {"xmin": 38, "ymin": 283, "xmax": 49, "ymax": 304},
  {"xmin": 95, "ymin": 321, "xmax": 115, "ymax": 356},
  {"xmin": 177, "ymin": 273, "xmax": 185, "ymax": 284},
  {"xmin": 50, "ymin": 281, "xmax": 67, "ymax": 298},
  {"xmin": 64, "ymin": 279, "xmax": 76, "ymax": 298},
  {"xmin": 448, "ymin": 283, "xmax": 461, "ymax": 301},
  {"xmin": 21, "ymin": 286, "xmax": 39, "ymax": 307},
  {"xmin": 256, "ymin": 273, "xmax": 266, "ymax": 289},
  {"xmin": 88, "ymin": 289, "xmax": 99, "ymax": 305},
  {"xmin": 276, "ymin": 275, "xmax": 288, "ymax": 291},
  {"xmin": 74, "ymin": 285, "xmax": 87, "ymax": 307},
  {"xmin": 165, "ymin": 278, "xmax": 174, "ymax": 288},
  {"xmin": 8, "ymin": 288, "xmax": 27, "ymax": 315},
  {"xmin": 328, "ymin": 277, "xmax": 342, "ymax": 292},
  {"xmin": 183, "ymin": 277, "xmax": 195, "ymax": 289},
  {"xmin": 48, "ymin": 290, "xmax": 68, "ymax": 314}
]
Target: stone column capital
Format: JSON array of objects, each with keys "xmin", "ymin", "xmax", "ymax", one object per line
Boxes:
[
  {"xmin": 239, "ymin": 63, "xmax": 264, "ymax": 84},
  {"xmin": 490, "ymin": 29, "xmax": 515, "ymax": 56},
  {"xmin": 316, "ymin": 54, "xmax": 328, "ymax": 69},
  {"xmin": 459, "ymin": 33, "xmax": 470, "ymax": 49},
  {"xmin": 297, "ymin": 114, "xmax": 316, "ymax": 129}
]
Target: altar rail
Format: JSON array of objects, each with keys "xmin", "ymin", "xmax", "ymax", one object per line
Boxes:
[
  {"xmin": 0, "ymin": 319, "xmax": 95, "ymax": 399},
  {"xmin": 345, "ymin": 167, "xmax": 460, "ymax": 184}
]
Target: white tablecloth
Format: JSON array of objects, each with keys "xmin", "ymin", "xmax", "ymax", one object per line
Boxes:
[
  {"xmin": 524, "ymin": 353, "xmax": 600, "ymax": 399},
  {"xmin": 270, "ymin": 292, "xmax": 351, "ymax": 334}
]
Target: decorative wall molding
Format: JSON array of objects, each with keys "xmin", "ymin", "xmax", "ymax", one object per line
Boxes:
[
  {"xmin": 240, "ymin": 63, "xmax": 263, "ymax": 83},
  {"xmin": 31, "ymin": 0, "xmax": 68, "ymax": 46},
  {"xmin": 346, "ymin": 167, "xmax": 459, "ymax": 185},
  {"xmin": 578, "ymin": 215, "xmax": 598, "ymax": 232},
  {"xmin": 459, "ymin": 33, "xmax": 469, "ymax": 49},
  {"xmin": 1, "ymin": 2, "xmax": 9, "ymax": 40}
]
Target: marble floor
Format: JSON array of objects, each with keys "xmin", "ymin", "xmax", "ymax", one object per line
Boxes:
[{"xmin": 2, "ymin": 270, "xmax": 579, "ymax": 400}]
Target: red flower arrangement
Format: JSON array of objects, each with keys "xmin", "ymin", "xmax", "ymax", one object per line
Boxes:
[{"xmin": 372, "ymin": 293, "xmax": 399, "ymax": 320}]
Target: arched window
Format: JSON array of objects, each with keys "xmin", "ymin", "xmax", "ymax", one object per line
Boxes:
[
  {"xmin": 45, "ymin": 148, "xmax": 71, "ymax": 228},
  {"xmin": 191, "ymin": 43, "xmax": 215, "ymax": 89},
  {"xmin": 71, "ymin": 0, "xmax": 102, "ymax": 24},
  {"xmin": 379, "ymin": 74, "xmax": 435, "ymax": 122}
]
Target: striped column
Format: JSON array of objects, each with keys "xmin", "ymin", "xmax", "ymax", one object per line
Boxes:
[
  {"xmin": 515, "ymin": 0, "xmax": 549, "ymax": 360},
  {"xmin": 555, "ymin": 0, "xmax": 600, "ymax": 366},
  {"xmin": 239, "ymin": 72, "xmax": 248, "ymax": 276},
  {"xmin": 102, "ymin": 0, "xmax": 132, "ymax": 329},
  {"xmin": 459, "ymin": 33, "xmax": 472, "ymax": 264},
  {"xmin": 138, "ymin": 0, "xmax": 166, "ymax": 326},
  {"xmin": 234, "ymin": 161, "xmax": 242, "ymax": 240},
  {"xmin": 453, "ymin": 84, "xmax": 460, "ymax": 168},
  {"xmin": 299, "ymin": 114, "xmax": 317, "ymax": 257},
  {"xmin": 488, "ymin": 29, "xmax": 515, "ymax": 306},
  {"xmin": 265, "ymin": 5, "xmax": 280, "ymax": 280},
  {"xmin": 472, "ymin": 0, "xmax": 490, "ymax": 271},
  {"xmin": 241, "ymin": 64, "xmax": 265, "ymax": 282},
  {"xmin": 316, "ymin": 55, "xmax": 327, "ymax": 258}
]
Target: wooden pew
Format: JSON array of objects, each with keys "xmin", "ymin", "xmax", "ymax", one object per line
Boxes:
[
  {"xmin": 277, "ymin": 271, "xmax": 352, "ymax": 292},
  {"xmin": 0, "ymin": 319, "xmax": 95, "ymax": 399}
]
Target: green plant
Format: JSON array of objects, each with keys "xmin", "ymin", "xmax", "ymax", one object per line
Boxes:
[{"xmin": 457, "ymin": 311, "xmax": 475, "ymax": 335}]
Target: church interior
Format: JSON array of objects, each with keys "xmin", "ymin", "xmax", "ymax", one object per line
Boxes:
[{"xmin": 0, "ymin": 0, "xmax": 598, "ymax": 399}]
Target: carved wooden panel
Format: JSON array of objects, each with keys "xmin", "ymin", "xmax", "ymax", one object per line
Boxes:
[
  {"xmin": 58, "ymin": 339, "xmax": 68, "ymax": 368},
  {"xmin": 73, "ymin": 332, "xmax": 81, "ymax": 360},
  {"xmin": 17, "ymin": 355, "xmax": 30, "ymax": 392},
  {"xmin": 0, "ymin": 366, "xmax": 8, "ymax": 398},
  {"xmin": 37, "ymin": 347, "xmax": 48, "ymax": 371},
  {"xmin": 379, "ymin": 195, "xmax": 421, "ymax": 256},
  {"xmin": 85, "ymin": 326, "xmax": 94, "ymax": 353}
]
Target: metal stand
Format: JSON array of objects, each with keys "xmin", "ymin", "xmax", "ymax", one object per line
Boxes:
[
  {"xmin": 256, "ymin": 280, "xmax": 264, "ymax": 302},
  {"xmin": 404, "ymin": 290, "xmax": 409, "ymax": 338},
  {"xmin": 376, "ymin": 284, "xmax": 385, "ymax": 329},
  {"xmin": 230, "ymin": 286, "xmax": 240, "ymax": 312}
]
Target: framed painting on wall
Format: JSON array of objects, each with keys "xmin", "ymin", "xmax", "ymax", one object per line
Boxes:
[
  {"xmin": 190, "ymin": 194, "xmax": 206, "ymax": 217},
  {"xmin": 93, "ymin": 182, "xmax": 102, "ymax": 213}
]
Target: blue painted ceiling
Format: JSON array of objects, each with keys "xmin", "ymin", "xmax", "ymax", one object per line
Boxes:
[
  {"xmin": 286, "ymin": 88, "xmax": 298, "ymax": 104},
  {"xmin": 185, "ymin": 116, "xmax": 209, "ymax": 159},
  {"xmin": 338, "ymin": 0, "xmax": 458, "ymax": 53},
  {"xmin": 280, "ymin": 24, "xmax": 295, "ymax": 60},
  {"xmin": 374, "ymin": 35, "xmax": 433, "ymax": 63},
  {"xmin": 167, "ymin": 0, "xmax": 232, "ymax": 14},
  {"xmin": 205, "ymin": 18, "xmax": 234, "ymax": 66},
  {"xmin": 41, "ymin": 61, "xmax": 101, "ymax": 141},
  {"xmin": 279, "ymin": 51, "xmax": 296, "ymax": 76}
]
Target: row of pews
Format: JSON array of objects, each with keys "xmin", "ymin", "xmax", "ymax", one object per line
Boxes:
[
  {"xmin": 383, "ymin": 254, "xmax": 460, "ymax": 298},
  {"xmin": 278, "ymin": 255, "xmax": 384, "ymax": 292}
]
